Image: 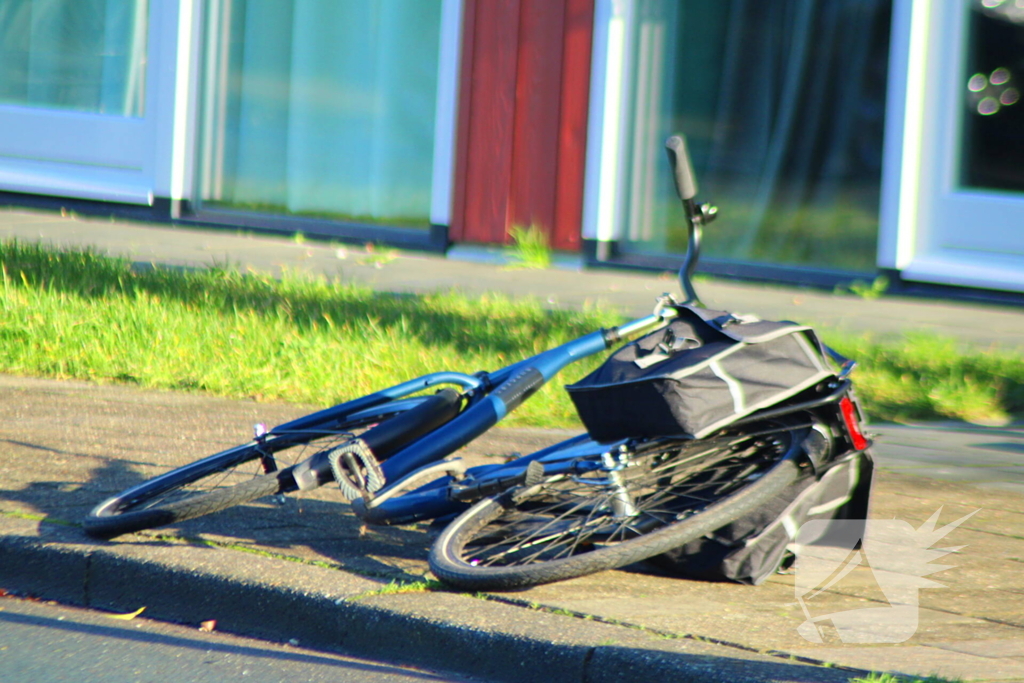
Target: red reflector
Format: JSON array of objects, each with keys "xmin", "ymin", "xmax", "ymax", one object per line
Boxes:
[{"xmin": 840, "ymin": 396, "xmax": 869, "ymax": 451}]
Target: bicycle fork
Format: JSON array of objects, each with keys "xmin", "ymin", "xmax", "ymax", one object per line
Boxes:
[
  {"xmin": 572, "ymin": 447, "xmax": 639, "ymax": 520},
  {"xmin": 607, "ymin": 469, "xmax": 638, "ymax": 519}
]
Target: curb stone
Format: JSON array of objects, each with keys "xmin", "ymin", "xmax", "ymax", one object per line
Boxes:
[{"xmin": 0, "ymin": 520, "xmax": 862, "ymax": 683}]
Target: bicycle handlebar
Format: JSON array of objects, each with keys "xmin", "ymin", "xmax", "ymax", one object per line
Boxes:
[
  {"xmin": 665, "ymin": 134, "xmax": 705, "ymax": 306},
  {"xmin": 665, "ymin": 135, "xmax": 698, "ymax": 201}
]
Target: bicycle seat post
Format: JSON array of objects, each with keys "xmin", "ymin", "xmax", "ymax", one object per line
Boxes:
[{"xmin": 665, "ymin": 135, "xmax": 716, "ymax": 307}]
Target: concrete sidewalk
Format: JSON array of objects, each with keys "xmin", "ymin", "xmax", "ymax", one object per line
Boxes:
[
  {"xmin": 0, "ymin": 375, "xmax": 1022, "ymax": 682},
  {"xmin": 1, "ymin": 206, "xmax": 1023, "ymax": 681}
]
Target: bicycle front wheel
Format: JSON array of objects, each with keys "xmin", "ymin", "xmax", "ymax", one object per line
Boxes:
[
  {"xmin": 429, "ymin": 424, "xmax": 806, "ymax": 590},
  {"xmin": 84, "ymin": 394, "xmax": 451, "ymax": 539}
]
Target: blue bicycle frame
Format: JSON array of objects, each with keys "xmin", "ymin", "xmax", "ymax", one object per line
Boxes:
[{"xmin": 273, "ymin": 303, "xmax": 682, "ymax": 526}]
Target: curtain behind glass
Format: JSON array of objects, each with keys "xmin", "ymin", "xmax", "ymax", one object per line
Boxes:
[
  {"xmin": 200, "ymin": 0, "xmax": 442, "ymax": 227},
  {"xmin": 0, "ymin": 0, "xmax": 148, "ymax": 116},
  {"xmin": 622, "ymin": 0, "xmax": 891, "ymax": 272}
]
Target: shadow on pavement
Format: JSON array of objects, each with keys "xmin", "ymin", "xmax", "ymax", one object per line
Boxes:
[
  {"xmin": 0, "ymin": 444, "xmax": 434, "ymax": 584},
  {"xmin": 0, "ymin": 606, "xmax": 453, "ymax": 681}
]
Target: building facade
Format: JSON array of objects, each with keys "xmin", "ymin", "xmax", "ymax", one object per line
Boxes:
[{"xmin": 1, "ymin": 0, "xmax": 1022, "ymax": 294}]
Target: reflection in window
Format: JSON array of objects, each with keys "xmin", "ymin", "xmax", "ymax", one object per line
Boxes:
[
  {"xmin": 198, "ymin": 0, "xmax": 442, "ymax": 228},
  {"xmin": 621, "ymin": 0, "xmax": 891, "ymax": 272},
  {"xmin": 0, "ymin": 0, "xmax": 148, "ymax": 117},
  {"xmin": 961, "ymin": 1, "xmax": 1024, "ymax": 192}
]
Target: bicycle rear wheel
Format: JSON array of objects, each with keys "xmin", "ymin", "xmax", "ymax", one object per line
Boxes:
[
  {"xmin": 429, "ymin": 423, "xmax": 806, "ymax": 590},
  {"xmin": 84, "ymin": 392, "xmax": 458, "ymax": 539}
]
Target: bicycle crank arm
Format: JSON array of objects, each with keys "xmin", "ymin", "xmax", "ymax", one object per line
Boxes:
[
  {"xmin": 291, "ymin": 450, "xmax": 335, "ymax": 491},
  {"xmin": 289, "ymin": 446, "xmax": 381, "ymax": 495},
  {"xmin": 448, "ymin": 460, "xmax": 546, "ymax": 503},
  {"xmin": 292, "ymin": 388, "xmax": 464, "ymax": 493},
  {"xmin": 287, "ymin": 439, "xmax": 387, "ymax": 494}
]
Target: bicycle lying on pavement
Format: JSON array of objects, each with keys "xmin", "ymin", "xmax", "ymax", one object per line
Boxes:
[{"xmin": 84, "ymin": 135, "xmax": 871, "ymax": 591}]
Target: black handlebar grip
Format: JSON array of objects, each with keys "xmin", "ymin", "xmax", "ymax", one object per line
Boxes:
[{"xmin": 665, "ymin": 135, "xmax": 698, "ymax": 201}]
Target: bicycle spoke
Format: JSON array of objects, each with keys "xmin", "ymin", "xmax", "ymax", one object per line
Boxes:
[
  {"xmin": 468, "ymin": 481, "xmax": 624, "ymax": 565},
  {"xmin": 470, "ymin": 489, "xmax": 615, "ymax": 564},
  {"xmin": 451, "ymin": 426, "xmax": 796, "ymax": 571},
  {"xmin": 121, "ymin": 428, "xmax": 363, "ymax": 513}
]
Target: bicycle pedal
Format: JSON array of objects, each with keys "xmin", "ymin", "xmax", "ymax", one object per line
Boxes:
[
  {"xmin": 523, "ymin": 460, "xmax": 545, "ymax": 488},
  {"xmin": 328, "ymin": 438, "xmax": 385, "ymax": 501}
]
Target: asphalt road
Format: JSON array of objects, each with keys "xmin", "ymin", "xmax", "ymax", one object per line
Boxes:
[{"xmin": 0, "ymin": 595, "xmax": 480, "ymax": 683}]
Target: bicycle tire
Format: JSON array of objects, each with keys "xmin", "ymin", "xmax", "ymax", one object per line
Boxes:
[
  {"xmin": 84, "ymin": 467, "xmax": 292, "ymax": 539},
  {"xmin": 429, "ymin": 424, "xmax": 806, "ymax": 590},
  {"xmin": 84, "ymin": 396, "xmax": 443, "ymax": 539}
]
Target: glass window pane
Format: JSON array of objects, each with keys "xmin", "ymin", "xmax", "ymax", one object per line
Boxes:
[
  {"xmin": 960, "ymin": 2, "xmax": 1024, "ymax": 192},
  {"xmin": 198, "ymin": 0, "xmax": 442, "ymax": 228},
  {"xmin": 620, "ymin": 0, "xmax": 891, "ymax": 273},
  {"xmin": 0, "ymin": 0, "xmax": 148, "ymax": 116}
]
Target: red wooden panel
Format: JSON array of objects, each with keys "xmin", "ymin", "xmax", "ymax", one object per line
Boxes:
[
  {"xmin": 507, "ymin": 0, "xmax": 566, "ymax": 243},
  {"xmin": 552, "ymin": 0, "xmax": 594, "ymax": 251},
  {"xmin": 452, "ymin": 0, "xmax": 593, "ymax": 250},
  {"xmin": 449, "ymin": 0, "xmax": 477, "ymax": 242},
  {"xmin": 453, "ymin": 0, "xmax": 521, "ymax": 244}
]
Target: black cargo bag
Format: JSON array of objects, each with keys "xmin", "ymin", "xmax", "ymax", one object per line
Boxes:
[
  {"xmin": 566, "ymin": 305, "xmax": 835, "ymax": 442},
  {"xmin": 650, "ymin": 449, "xmax": 875, "ymax": 585}
]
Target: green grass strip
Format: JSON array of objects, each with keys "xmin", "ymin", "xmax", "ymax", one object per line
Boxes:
[
  {"xmin": 848, "ymin": 674, "xmax": 962, "ymax": 683},
  {"xmin": 1, "ymin": 239, "xmax": 1022, "ymax": 426},
  {"xmin": 0, "ymin": 240, "xmax": 620, "ymax": 428},
  {"xmin": 0, "ymin": 509, "xmax": 78, "ymax": 527},
  {"xmin": 828, "ymin": 331, "xmax": 1024, "ymax": 425}
]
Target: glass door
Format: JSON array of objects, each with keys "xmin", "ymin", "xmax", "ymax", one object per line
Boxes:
[
  {"xmin": 195, "ymin": 0, "xmax": 451, "ymax": 233},
  {"xmin": 882, "ymin": 0, "xmax": 1024, "ymax": 292},
  {"xmin": 0, "ymin": 0, "xmax": 165, "ymax": 204},
  {"xmin": 584, "ymin": 0, "xmax": 892, "ymax": 276}
]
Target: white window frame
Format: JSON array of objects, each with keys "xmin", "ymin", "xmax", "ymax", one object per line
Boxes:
[
  {"xmin": 0, "ymin": 0, "xmax": 192, "ymax": 206},
  {"xmin": 879, "ymin": 0, "xmax": 1024, "ymax": 293},
  {"xmin": 582, "ymin": 0, "xmax": 635, "ymax": 259},
  {"xmin": 429, "ymin": 0, "xmax": 465, "ymax": 228}
]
